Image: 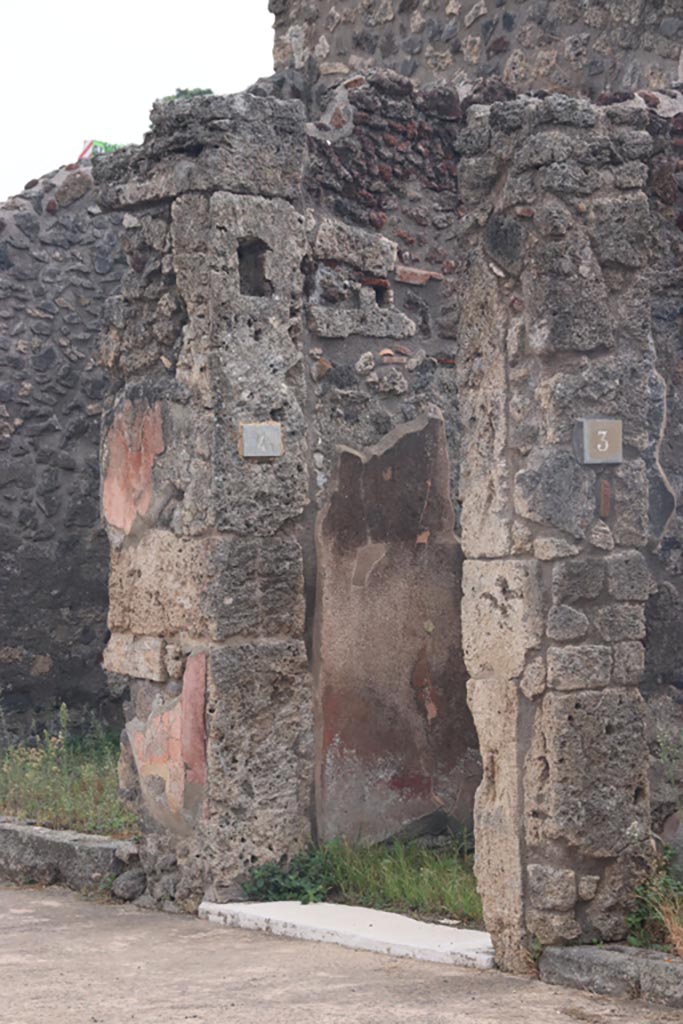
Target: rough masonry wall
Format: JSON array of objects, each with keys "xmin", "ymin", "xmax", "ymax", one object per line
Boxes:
[
  {"xmin": 96, "ymin": 94, "xmax": 314, "ymax": 907},
  {"xmin": 92, "ymin": 2, "xmax": 683, "ymax": 965},
  {"xmin": 276, "ymin": 44, "xmax": 683, "ymax": 959},
  {"xmin": 453, "ymin": 90, "xmax": 681, "ymax": 968},
  {"xmin": 642, "ymin": 104, "xmax": 683, "ymax": 836},
  {"xmin": 0, "ymin": 166, "xmax": 126, "ymax": 740},
  {"xmin": 96, "ymin": 78, "xmax": 485, "ymax": 900},
  {"xmin": 298, "ymin": 71, "xmax": 483, "ymax": 844},
  {"xmin": 271, "ymin": 0, "xmax": 683, "ymax": 99}
]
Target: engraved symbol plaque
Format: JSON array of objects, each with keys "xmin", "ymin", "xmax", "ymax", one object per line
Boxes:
[
  {"xmin": 576, "ymin": 418, "xmax": 623, "ymax": 465},
  {"xmin": 239, "ymin": 422, "xmax": 283, "ymax": 459}
]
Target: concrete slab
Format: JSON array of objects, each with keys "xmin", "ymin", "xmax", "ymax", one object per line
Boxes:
[{"xmin": 199, "ymin": 899, "xmax": 496, "ymax": 969}]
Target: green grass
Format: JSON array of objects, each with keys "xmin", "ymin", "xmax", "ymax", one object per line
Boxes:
[
  {"xmin": 0, "ymin": 704, "xmax": 138, "ymax": 838},
  {"xmin": 244, "ymin": 835, "xmax": 483, "ymax": 925}
]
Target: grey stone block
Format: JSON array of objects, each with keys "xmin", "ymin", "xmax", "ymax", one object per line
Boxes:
[
  {"xmin": 639, "ymin": 954, "xmax": 683, "ymax": 1009},
  {"xmin": 540, "ymin": 944, "xmax": 683, "ymax": 1010},
  {"xmin": 539, "ymin": 945, "xmax": 640, "ymax": 999},
  {"xmin": 0, "ymin": 822, "xmax": 138, "ymax": 893}
]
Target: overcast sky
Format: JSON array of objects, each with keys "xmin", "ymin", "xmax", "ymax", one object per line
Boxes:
[{"xmin": 0, "ymin": 1, "xmax": 275, "ymax": 201}]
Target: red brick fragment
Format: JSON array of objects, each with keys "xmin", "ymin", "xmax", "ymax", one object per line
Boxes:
[{"xmin": 395, "ymin": 264, "xmax": 443, "ymax": 286}]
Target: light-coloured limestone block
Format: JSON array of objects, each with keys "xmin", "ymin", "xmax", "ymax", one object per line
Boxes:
[
  {"xmin": 467, "ymin": 678, "xmax": 528, "ymax": 972},
  {"xmin": 462, "ymin": 560, "xmax": 543, "ymax": 679},
  {"xmin": 103, "ymin": 633, "xmax": 167, "ymax": 683}
]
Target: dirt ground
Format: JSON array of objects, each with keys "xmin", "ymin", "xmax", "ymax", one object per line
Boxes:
[{"xmin": 0, "ymin": 885, "xmax": 678, "ymax": 1024}]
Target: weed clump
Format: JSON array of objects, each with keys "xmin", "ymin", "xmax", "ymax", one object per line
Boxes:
[
  {"xmin": 0, "ymin": 703, "xmax": 137, "ymax": 838},
  {"xmin": 244, "ymin": 834, "xmax": 482, "ymax": 924},
  {"xmin": 628, "ymin": 850, "xmax": 683, "ymax": 958}
]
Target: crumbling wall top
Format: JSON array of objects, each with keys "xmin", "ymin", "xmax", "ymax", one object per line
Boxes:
[
  {"xmin": 270, "ymin": 0, "xmax": 683, "ymax": 99},
  {"xmin": 95, "ymin": 93, "xmax": 307, "ymax": 209}
]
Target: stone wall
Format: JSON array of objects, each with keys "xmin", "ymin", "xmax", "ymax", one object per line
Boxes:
[
  {"xmin": 641, "ymin": 103, "xmax": 683, "ymax": 836},
  {"xmin": 96, "ymin": 95, "xmax": 316, "ymax": 905},
  {"xmin": 270, "ymin": 0, "xmax": 683, "ymax": 99},
  {"xmin": 93, "ymin": 63, "xmax": 683, "ymax": 968},
  {"xmin": 453, "ymin": 89, "xmax": 668, "ymax": 970},
  {"xmin": 0, "ymin": 166, "xmax": 126, "ymax": 740},
  {"xmin": 94, "ymin": 86, "xmax": 483, "ymax": 904}
]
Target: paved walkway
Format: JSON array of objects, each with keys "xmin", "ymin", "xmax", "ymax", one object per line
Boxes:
[{"xmin": 0, "ymin": 885, "xmax": 677, "ymax": 1024}]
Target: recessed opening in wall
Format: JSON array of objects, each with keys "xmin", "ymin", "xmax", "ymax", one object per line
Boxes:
[
  {"xmin": 373, "ymin": 283, "xmax": 390, "ymax": 307},
  {"xmin": 237, "ymin": 238, "xmax": 273, "ymax": 297}
]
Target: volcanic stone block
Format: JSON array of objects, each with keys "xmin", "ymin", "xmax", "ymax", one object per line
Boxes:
[
  {"xmin": 527, "ymin": 864, "xmax": 576, "ymax": 911},
  {"xmin": 97, "ymin": 94, "xmax": 307, "ymax": 207},
  {"xmin": 612, "ymin": 641, "xmax": 645, "ymax": 686},
  {"xmin": 457, "ymin": 258, "xmax": 511, "ymax": 559},
  {"xmin": 595, "ymin": 605, "xmax": 645, "ymax": 642},
  {"xmin": 209, "ymin": 192, "xmax": 306, "ymax": 316},
  {"xmin": 108, "ymin": 531, "xmax": 305, "ymax": 642},
  {"xmin": 590, "ymin": 193, "xmax": 651, "ymax": 269},
  {"xmin": 613, "ymin": 460, "xmax": 649, "ymax": 547},
  {"xmin": 313, "ymin": 218, "xmax": 398, "ymax": 276},
  {"xmin": 203, "ymin": 640, "xmax": 313, "ymax": 887},
  {"xmin": 308, "ymin": 290, "xmax": 417, "ymax": 340},
  {"xmin": 606, "ymin": 551, "xmax": 650, "ymax": 602},
  {"xmin": 103, "ymin": 634, "xmax": 167, "ymax": 683},
  {"xmin": 552, "ymin": 558, "xmax": 605, "ymax": 604},
  {"xmin": 0, "ymin": 822, "xmax": 138, "ymax": 893},
  {"xmin": 523, "ymin": 234, "xmax": 613, "ymax": 354},
  {"xmin": 532, "ymin": 689, "xmax": 650, "ymax": 861},
  {"xmin": 514, "ymin": 451, "xmax": 594, "ymax": 539},
  {"xmin": 546, "ymin": 605, "xmax": 589, "ymax": 641},
  {"xmin": 547, "ymin": 645, "xmax": 612, "ymax": 691}
]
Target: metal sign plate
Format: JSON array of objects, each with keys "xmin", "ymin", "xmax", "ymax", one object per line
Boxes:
[{"xmin": 239, "ymin": 421, "xmax": 283, "ymax": 459}]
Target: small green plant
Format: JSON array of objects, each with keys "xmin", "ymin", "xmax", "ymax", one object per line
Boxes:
[
  {"xmin": 528, "ymin": 935, "xmax": 543, "ymax": 964},
  {"xmin": 164, "ymin": 87, "xmax": 214, "ymax": 101},
  {"xmin": 627, "ymin": 850, "xmax": 683, "ymax": 955},
  {"xmin": 244, "ymin": 847, "xmax": 334, "ymax": 904},
  {"xmin": 244, "ymin": 834, "xmax": 482, "ymax": 924},
  {"xmin": 0, "ymin": 703, "xmax": 138, "ymax": 837}
]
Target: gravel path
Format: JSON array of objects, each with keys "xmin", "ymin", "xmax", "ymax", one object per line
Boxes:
[{"xmin": 0, "ymin": 885, "xmax": 678, "ymax": 1024}]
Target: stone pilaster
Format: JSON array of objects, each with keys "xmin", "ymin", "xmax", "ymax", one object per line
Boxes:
[
  {"xmin": 458, "ymin": 93, "xmax": 656, "ymax": 969},
  {"xmin": 98, "ymin": 94, "xmax": 314, "ymax": 905}
]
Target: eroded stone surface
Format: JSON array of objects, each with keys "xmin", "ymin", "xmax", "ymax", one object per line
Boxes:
[
  {"xmin": 86, "ymin": 10, "xmax": 683, "ymax": 974},
  {"xmin": 462, "ymin": 561, "xmax": 542, "ymax": 680}
]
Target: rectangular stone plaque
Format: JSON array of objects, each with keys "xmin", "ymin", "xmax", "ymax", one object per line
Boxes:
[
  {"xmin": 576, "ymin": 418, "xmax": 623, "ymax": 465},
  {"xmin": 239, "ymin": 421, "xmax": 283, "ymax": 459}
]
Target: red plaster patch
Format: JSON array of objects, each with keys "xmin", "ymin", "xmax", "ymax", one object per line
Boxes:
[
  {"xmin": 387, "ymin": 772, "xmax": 432, "ymax": 797},
  {"xmin": 129, "ymin": 651, "xmax": 206, "ymax": 821},
  {"xmin": 102, "ymin": 400, "xmax": 165, "ymax": 534},
  {"xmin": 130, "ymin": 700, "xmax": 184, "ymax": 814}
]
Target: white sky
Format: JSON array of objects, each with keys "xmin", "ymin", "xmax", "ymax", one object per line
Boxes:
[{"xmin": 0, "ymin": 0, "xmax": 275, "ymax": 201}]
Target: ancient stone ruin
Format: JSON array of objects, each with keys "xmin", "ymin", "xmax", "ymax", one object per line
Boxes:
[
  {"xmin": 3, "ymin": 0, "xmax": 683, "ymax": 973},
  {"xmin": 0, "ymin": 166, "xmax": 125, "ymax": 738}
]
